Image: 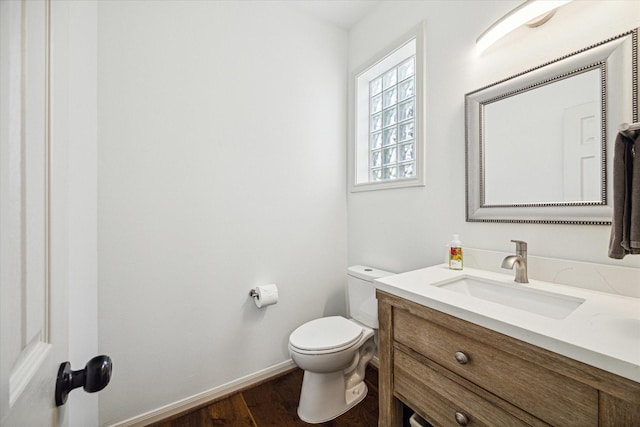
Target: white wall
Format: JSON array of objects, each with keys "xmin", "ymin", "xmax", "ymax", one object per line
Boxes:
[
  {"xmin": 97, "ymin": 1, "xmax": 348, "ymax": 424},
  {"xmin": 348, "ymin": 1, "xmax": 640, "ymax": 273}
]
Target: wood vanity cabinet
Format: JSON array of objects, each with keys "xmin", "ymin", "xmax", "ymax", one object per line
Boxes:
[{"xmin": 377, "ymin": 290, "xmax": 640, "ymax": 426}]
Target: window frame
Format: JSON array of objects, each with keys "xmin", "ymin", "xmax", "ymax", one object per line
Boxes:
[{"xmin": 349, "ymin": 22, "xmax": 426, "ymax": 192}]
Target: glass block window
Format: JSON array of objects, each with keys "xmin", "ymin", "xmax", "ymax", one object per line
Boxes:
[
  {"xmin": 369, "ymin": 57, "xmax": 415, "ymax": 182},
  {"xmin": 351, "ymin": 24, "xmax": 425, "ymax": 192}
]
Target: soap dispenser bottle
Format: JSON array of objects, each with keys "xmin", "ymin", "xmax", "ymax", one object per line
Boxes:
[{"xmin": 449, "ymin": 234, "xmax": 463, "ymax": 270}]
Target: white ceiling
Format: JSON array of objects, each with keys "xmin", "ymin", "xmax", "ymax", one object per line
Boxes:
[{"xmin": 285, "ymin": 0, "xmax": 381, "ymax": 30}]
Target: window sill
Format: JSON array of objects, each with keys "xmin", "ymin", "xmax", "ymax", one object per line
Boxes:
[{"xmin": 350, "ymin": 176, "xmax": 425, "ymax": 192}]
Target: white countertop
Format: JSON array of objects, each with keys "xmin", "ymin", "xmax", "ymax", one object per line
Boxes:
[{"xmin": 374, "ymin": 264, "xmax": 640, "ymax": 383}]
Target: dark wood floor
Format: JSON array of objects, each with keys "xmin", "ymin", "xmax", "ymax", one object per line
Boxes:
[{"xmin": 150, "ymin": 366, "xmax": 379, "ymax": 426}]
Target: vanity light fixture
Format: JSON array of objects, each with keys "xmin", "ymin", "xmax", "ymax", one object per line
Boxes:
[{"xmin": 476, "ymin": 0, "xmax": 572, "ymax": 55}]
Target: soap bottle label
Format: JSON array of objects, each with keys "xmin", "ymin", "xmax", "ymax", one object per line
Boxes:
[{"xmin": 449, "ymin": 247, "xmax": 463, "ymax": 270}]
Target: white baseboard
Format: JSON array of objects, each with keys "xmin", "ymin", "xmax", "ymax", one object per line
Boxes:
[{"xmin": 109, "ymin": 359, "xmax": 297, "ymax": 427}]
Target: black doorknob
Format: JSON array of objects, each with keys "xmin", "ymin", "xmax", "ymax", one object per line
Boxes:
[{"xmin": 55, "ymin": 355, "xmax": 112, "ymax": 406}]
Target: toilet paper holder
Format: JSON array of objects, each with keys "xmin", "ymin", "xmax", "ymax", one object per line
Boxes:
[{"xmin": 248, "ymin": 284, "xmax": 279, "ymax": 308}]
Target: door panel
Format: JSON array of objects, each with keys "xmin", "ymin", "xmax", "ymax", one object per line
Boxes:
[{"xmin": 1, "ymin": 0, "xmax": 66, "ymax": 425}]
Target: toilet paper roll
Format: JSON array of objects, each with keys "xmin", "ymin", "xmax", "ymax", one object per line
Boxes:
[{"xmin": 254, "ymin": 284, "xmax": 278, "ymax": 308}]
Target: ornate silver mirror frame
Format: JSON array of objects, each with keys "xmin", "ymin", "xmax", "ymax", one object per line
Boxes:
[{"xmin": 465, "ymin": 29, "xmax": 637, "ymax": 225}]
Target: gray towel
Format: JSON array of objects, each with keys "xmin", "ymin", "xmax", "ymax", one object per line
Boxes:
[{"xmin": 608, "ymin": 129, "xmax": 640, "ymax": 259}]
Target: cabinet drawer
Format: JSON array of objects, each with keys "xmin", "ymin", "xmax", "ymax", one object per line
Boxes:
[
  {"xmin": 395, "ymin": 349, "xmax": 531, "ymax": 427},
  {"xmin": 394, "ymin": 309, "xmax": 598, "ymax": 426}
]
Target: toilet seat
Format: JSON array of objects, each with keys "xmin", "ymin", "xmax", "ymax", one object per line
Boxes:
[{"xmin": 289, "ymin": 316, "xmax": 363, "ymax": 354}]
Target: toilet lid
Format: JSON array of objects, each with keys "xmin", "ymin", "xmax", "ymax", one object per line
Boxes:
[{"xmin": 289, "ymin": 316, "xmax": 363, "ymax": 352}]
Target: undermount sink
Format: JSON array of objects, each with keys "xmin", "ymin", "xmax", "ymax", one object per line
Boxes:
[{"xmin": 435, "ymin": 276, "xmax": 585, "ymax": 320}]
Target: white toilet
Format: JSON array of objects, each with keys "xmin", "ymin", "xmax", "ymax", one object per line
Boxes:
[{"xmin": 288, "ymin": 265, "xmax": 394, "ymax": 423}]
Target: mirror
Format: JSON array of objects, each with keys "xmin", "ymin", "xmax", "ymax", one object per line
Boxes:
[
  {"xmin": 466, "ymin": 29, "xmax": 637, "ymax": 224},
  {"xmin": 483, "ymin": 67, "xmax": 603, "ymax": 205}
]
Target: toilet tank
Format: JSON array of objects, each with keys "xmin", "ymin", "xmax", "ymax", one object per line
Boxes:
[{"xmin": 347, "ymin": 265, "xmax": 394, "ymax": 329}]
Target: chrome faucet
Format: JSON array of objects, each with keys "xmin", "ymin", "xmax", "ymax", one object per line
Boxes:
[{"xmin": 501, "ymin": 240, "xmax": 528, "ymax": 283}]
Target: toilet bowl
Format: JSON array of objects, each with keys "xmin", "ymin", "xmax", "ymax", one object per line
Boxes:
[{"xmin": 288, "ymin": 266, "xmax": 394, "ymax": 424}]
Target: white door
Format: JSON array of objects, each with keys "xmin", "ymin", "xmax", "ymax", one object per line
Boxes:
[
  {"xmin": 1, "ymin": 1, "xmax": 100, "ymax": 425},
  {"xmin": 562, "ymin": 102, "xmax": 602, "ymax": 203}
]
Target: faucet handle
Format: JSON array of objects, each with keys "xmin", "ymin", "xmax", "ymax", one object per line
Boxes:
[{"xmin": 510, "ymin": 240, "xmax": 527, "ymax": 255}]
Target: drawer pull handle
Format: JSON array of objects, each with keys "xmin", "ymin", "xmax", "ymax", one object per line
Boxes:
[
  {"xmin": 455, "ymin": 411, "xmax": 469, "ymax": 426},
  {"xmin": 454, "ymin": 351, "xmax": 469, "ymax": 364}
]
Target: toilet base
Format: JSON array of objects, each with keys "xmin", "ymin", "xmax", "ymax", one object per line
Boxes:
[{"xmin": 297, "ymin": 370, "xmax": 368, "ymax": 424}]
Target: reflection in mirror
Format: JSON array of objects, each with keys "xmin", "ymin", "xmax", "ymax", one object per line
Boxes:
[
  {"xmin": 482, "ymin": 66, "xmax": 603, "ymax": 206},
  {"xmin": 466, "ymin": 29, "xmax": 637, "ymax": 224}
]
